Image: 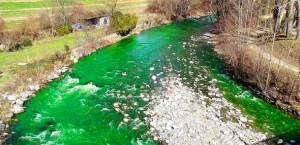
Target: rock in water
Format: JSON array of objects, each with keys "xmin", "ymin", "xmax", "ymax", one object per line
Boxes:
[
  {"xmin": 151, "ymin": 75, "xmax": 157, "ymax": 80},
  {"xmin": 277, "ymin": 139, "xmax": 283, "ymax": 144}
]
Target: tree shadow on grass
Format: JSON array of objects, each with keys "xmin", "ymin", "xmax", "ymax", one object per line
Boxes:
[{"xmin": 253, "ymin": 129, "xmax": 300, "ymax": 145}]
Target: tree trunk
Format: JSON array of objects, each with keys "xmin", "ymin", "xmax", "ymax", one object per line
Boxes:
[
  {"xmin": 286, "ymin": 0, "xmax": 295, "ymax": 39},
  {"xmin": 273, "ymin": 5, "xmax": 280, "ymax": 32},
  {"xmin": 296, "ymin": 0, "xmax": 300, "ymax": 39}
]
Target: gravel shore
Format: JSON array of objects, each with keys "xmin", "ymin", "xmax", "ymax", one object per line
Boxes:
[{"xmin": 146, "ymin": 75, "xmax": 267, "ymax": 145}]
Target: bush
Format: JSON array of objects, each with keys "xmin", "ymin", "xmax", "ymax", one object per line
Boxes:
[
  {"xmin": 57, "ymin": 23, "xmax": 73, "ymax": 36},
  {"xmin": 111, "ymin": 11, "xmax": 138, "ymax": 36},
  {"xmin": 9, "ymin": 43, "xmax": 22, "ymax": 52},
  {"xmin": 22, "ymin": 38, "xmax": 32, "ymax": 47},
  {"xmin": 64, "ymin": 44, "xmax": 71, "ymax": 54},
  {"xmin": 0, "ymin": 18, "xmax": 4, "ymax": 34}
]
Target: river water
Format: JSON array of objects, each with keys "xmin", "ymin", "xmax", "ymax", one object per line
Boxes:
[{"xmin": 6, "ymin": 17, "xmax": 300, "ymax": 145}]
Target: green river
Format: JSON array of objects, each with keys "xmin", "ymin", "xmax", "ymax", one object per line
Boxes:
[{"xmin": 5, "ymin": 17, "xmax": 300, "ymax": 145}]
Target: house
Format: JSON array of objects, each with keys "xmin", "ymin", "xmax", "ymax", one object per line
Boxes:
[{"xmin": 78, "ymin": 14, "xmax": 111, "ymax": 28}]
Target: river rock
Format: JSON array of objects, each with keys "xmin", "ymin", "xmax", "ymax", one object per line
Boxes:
[
  {"xmin": 50, "ymin": 131, "xmax": 60, "ymax": 137},
  {"xmin": 12, "ymin": 105, "xmax": 24, "ymax": 114},
  {"xmin": 15, "ymin": 99, "xmax": 24, "ymax": 106},
  {"xmin": 240, "ymin": 117, "xmax": 248, "ymax": 122},
  {"xmin": 151, "ymin": 75, "xmax": 157, "ymax": 80},
  {"xmin": 34, "ymin": 85, "xmax": 40, "ymax": 91},
  {"xmin": 28, "ymin": 85, "xmax": 35, "ymax": 91},
  {"xmin": 7, "ymin": 95, "xmax": 17, "ymax": 101},
  {"xmin": 290, "ymin": 140, "xmax": 296, "ymax": 143},
  {"xmin": 277, "ymin": 140, "xmax": 284, "ymax": 145}
]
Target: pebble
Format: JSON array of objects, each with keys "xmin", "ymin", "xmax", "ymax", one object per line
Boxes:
[
  {"xmin": 151, "ymin": 75, "xmax": 157, "ymax": 80},
  {"xmin": 150, "ymin": 67, "xmax": 155, "ymax": 71},
  {"xmin": 7, "ymin": 95, "xmax": 17, "ymax": 101},
  {"xmin": 15, "ymin": 99, "xmax": 24, "ymax": 106},
  {"xmin": 240, "ymin": 117, "xmax": 248, "ymax": 122},
  {"xmin": 101, "ymin": 108, "xmax": 109, "ymax": 111},
  {"xmin": 12, "ymin": 105, "xmax": 24, "ymax": 114}
]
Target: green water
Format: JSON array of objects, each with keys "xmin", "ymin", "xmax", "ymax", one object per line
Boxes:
[{"xmin": 6, "ymin": 17, "xmax": 300, "ymax": 145}]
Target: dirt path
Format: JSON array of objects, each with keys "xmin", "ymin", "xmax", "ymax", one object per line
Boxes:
[{"xmin": 248, "ymin": 44, "xmax": 299, "ymax": 73}]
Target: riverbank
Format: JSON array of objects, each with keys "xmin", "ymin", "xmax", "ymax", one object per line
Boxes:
[
  {"xmin": 0, "ymin": 17, "xmax": 169, "ymax": 143},
  {"xmin": 212, "ymin": 33, "xmax": 300, "ymax": 119}
]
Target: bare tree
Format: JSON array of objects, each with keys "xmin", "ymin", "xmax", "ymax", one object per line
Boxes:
[
  {"xmin": 286, "ymin": 0, "xmax": 295, "ymax": 38},
  {"xmin": 106, "ymin": 0, "xmax": 118, "ymax": 15},
  {"xmin": 148, "ymin": 0, "xmax": 194, "ymax": 21},
  {"xmin": 296, "ymin": 0, "xmax": 300, "ymax": 39}
]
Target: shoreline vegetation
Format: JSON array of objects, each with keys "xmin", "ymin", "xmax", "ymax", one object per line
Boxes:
[{"xmin": 199, "ymin": 0, "xmax": 300, "ymax": 121}]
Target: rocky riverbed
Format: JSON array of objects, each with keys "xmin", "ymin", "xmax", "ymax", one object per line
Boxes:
[{"xmin": 145, "ymin": 74, "xmax": 268, "ymax": 145}]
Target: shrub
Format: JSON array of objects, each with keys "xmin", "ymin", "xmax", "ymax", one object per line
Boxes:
[
  {"xmin": 39, "ymin": 13, "xmax": 51, "ymax": 30},
  {"xmin": 9, "ymin": 43, "xmax": 22, "ymax": 52},
  {"xmin": 22, "ymin": 38, "xmax": 32, "ymax": 47},
  {"xmin": 57, "ymin": 24, "xmax": 65, "ymax": 36},
  {"xmin": 64, "ymin": 44, "xmax": 71, "ymax": 54},
  {"xmin": 57, "ymin": 23, "xmax": 73, "ymax": 36},
  {"xmin": 111, "ymin": 11, "xmax": 138, "ymax": 36},
  {"xmin": 54, "ymin": 51, "xmax": 65, "ymax": 61}
]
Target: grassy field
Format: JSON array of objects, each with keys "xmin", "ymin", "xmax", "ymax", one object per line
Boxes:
[{"xmin": 0, "ymin": 0, "xmax": 149, "ymax": 27}]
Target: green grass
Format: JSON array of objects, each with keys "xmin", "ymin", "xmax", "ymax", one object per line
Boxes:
[{"xmin": 0, "ymin": 28, "xmax": 104, "ymax": 86}]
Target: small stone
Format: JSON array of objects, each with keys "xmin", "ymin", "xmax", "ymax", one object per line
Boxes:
[
  {"xmin": 29, "ymin": 85, "xmax": 35, "ymax": 91},
  {"xmin": 151, "ymin": 75, "xmax": 157, "ymax": 80},
  {"xmin": 15, "ymin": 99, "xmax": 24, "ymax": 106},
  {"xmin": 20, "ymin": 92, "xmax": 28, "ymax": 98},
  {"xmin": 50, "ymin": 131, "xmax": 60, "ymax": 137},
  {"xmin": 123, "ymin": 118, "xmax": 129, "ymax": 122},
  {"xmin": 290, "ymin": 140, "xmax": 296, "ymax": 143},
  {"xmin": 240, "ymin": 117, "xmax": 247, "ymax": 122},
  {"xmin": 150, "ymin": 67, "xmax": 155, "ymax": 71},
  {"xmin": 12, "ymin": 105, "xmax": 24, "ymax": 114},
  {"xmin": 101, "ymin": 108, "xmax": 109, "ymax": 111},
  {"xmin": 34, "ymin": 85, "xmax": 40, "ymax": 91},
  {"xmin": 7, "ymin": 95, "xmax": 17, "ymax": 101}
]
